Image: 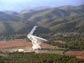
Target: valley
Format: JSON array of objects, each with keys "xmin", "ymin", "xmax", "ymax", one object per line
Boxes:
[{"xmin": 0, "ymin": 4, "xmax": 84, "ymax": 63}]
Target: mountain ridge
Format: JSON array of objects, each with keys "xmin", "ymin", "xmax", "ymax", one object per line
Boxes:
[{"xmin": 0, "ymin": 5, "xmax": 84, "ymax": 37}]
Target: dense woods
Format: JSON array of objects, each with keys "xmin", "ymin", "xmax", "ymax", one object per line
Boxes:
[
  {"xmin": 49, "ymin": 34, "xmax": 84, "ymax": 50},
  {"xmin": 0, "ymin": 53, "xmax": 84, "ymax": 63}
]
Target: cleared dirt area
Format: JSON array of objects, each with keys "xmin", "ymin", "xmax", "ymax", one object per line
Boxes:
[
  {"xmin": 65, "ymin": 50, "xmax": 84, "ymax": 59},
  {"xmin": 0, "ymin": 39, "xmax": 56, "ymax": 50}
]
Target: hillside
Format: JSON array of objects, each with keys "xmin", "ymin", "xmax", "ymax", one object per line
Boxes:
[
  {"xmin": 25, "ymin": 5, "xmax": 84, "ymax": 33},
  {"xmin": 0, "ymin": 5, "xmax": 84, "ymax": 37}
]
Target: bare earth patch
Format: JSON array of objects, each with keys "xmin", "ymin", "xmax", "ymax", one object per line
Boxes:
[
  {"xmin": 0, "ymin": 39, "xmax": 56, "ymax": 50},
  {"xmin": 64, "ymin": 50, "xmax": 84, "ymax": 59}
]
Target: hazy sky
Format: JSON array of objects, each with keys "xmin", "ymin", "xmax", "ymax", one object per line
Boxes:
[{"xmin": 0, "ymin": 0, "xmax": 84, "ymax": 12}]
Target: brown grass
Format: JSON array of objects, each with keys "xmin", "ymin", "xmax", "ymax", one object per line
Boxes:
[{"xmin": 0, "ymin": 39, "xmax": 56, "ymax": 50}]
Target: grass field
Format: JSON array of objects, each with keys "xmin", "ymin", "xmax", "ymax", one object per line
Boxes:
[{"xmin": 47, "ymin": 50, "xmax": 64, "ymax": 55}]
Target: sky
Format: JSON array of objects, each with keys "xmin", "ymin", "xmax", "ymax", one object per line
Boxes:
[{"xmin": 0, "ymin": 0, "xmax": 84, "ymax": 12}]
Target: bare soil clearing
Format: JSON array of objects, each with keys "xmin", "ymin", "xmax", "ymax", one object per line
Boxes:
[
  {"xmin": 0, "ymin": 39, "xmax": 56, "ymax": 50},
  {"xmin": 65, "ymin": 50, "xmax": 84, "ymax": 59}
]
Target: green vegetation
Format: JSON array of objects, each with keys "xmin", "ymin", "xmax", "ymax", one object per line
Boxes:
[
  {"xmin": 0, "ymin": 5, "xmax": 84, "ymax": 37},
  {"xmin": 9, "ymin": 21, "xmax": 25, "ymax": 32},
  {"xmin": 47, "ymin": 50, "xmax": 64, "ymax": 55},
  {"xmin": 49, "ymin": 34, "xmax": 84, "ymax": 50},
  {"xmin": 0, "ymin": 52, "xmax": 84, "ymax": 63},
  {"xmin": 0, "ymin": 5, "xmax": 84, "ymax": 63},
  {"xmin": 0, "ymin": 22, "xmax": 5, "ymax": 33}
]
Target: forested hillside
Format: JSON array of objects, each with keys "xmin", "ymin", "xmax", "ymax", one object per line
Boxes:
[{"xmin": 0, "ymin": 5, "xmax": 84, "ymax": 37}]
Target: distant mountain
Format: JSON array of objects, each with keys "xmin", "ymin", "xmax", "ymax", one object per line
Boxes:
[
  {"xmin": 0, "ymin": 5, "xmax": 84, "ymax": 37},
  {"xmin": 21, "ymin": 5, "xmax": 84, "ymax": 33}
]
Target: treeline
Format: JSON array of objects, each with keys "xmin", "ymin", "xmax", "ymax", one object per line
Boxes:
[
  {"xmin": 49, "ymin": 35, "xmax": 84, "ymax": 50},
  {"xmin": 0, "ymin": 52, "xmax": 84, "ymax": 63}
]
